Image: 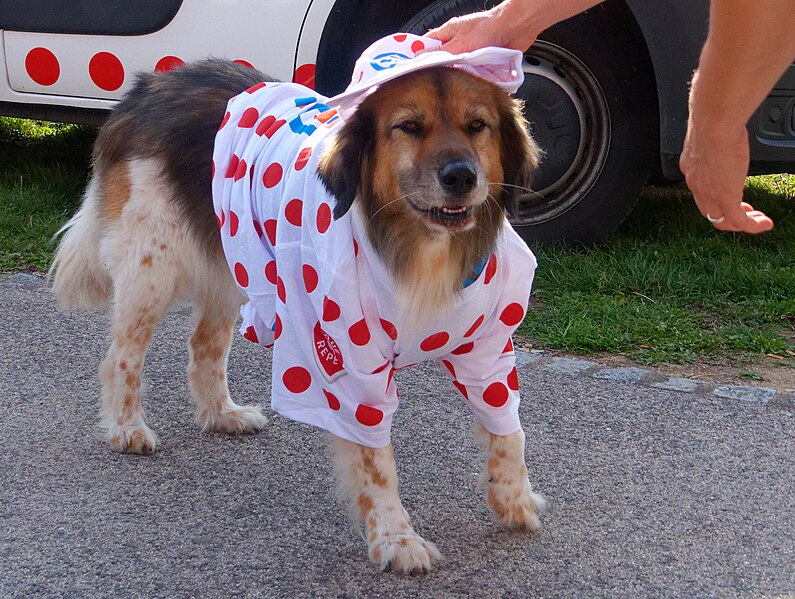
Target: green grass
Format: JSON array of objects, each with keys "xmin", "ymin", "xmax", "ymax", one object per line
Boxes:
[
  {"xmin": 522, "ymin": 177, "xmax": 795, "ymax": 364},
  {"xmin": 0, "ymin": 117, "xmax": 793, "ymax": 366}
]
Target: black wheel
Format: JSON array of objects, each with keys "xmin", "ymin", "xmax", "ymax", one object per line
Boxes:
[{"xmin": 403, "ymin": 0, "xmax": 658, "ymax": 246}]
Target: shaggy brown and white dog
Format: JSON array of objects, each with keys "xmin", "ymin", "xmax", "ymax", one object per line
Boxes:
[{"xmin": 50, "ymin": 59, "xmax": 544, "ymax": 573}]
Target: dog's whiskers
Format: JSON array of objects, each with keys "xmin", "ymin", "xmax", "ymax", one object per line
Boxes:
[
  {"xmin": 368, "ymin": 192, "xmax": 422, "ymax": 224},
  {"xmin": 488, "ymin": 182, "xmax": 547, "ymax": 202}
]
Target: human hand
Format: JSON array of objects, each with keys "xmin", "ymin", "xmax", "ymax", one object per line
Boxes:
[
  {"xmin": 679, "ymin": 119, "xmax": 774, "ymax": 233},
  {"xmin": 425, "ymin": 1, "xmax": 538, "ymax": 54}
]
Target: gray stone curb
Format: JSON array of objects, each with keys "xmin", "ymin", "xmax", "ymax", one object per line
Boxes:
[{"xmin": 515, "ymin": 350, "xmax": 794, "ymax": 411}]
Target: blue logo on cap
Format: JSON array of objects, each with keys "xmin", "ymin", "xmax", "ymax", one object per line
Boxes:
[{"xmin": 370, "ymin": 52, "xmax": 411, "ymax": 71}]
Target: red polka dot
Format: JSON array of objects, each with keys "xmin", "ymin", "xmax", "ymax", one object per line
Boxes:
[
  {"xmin": 322, "ymin": 296, "xmax": 340, "ymax": 322},
  {"xmin": 499, "ymin": 303, "xmax": 525, "ymax": 327},
  {"xmin": 283, "ymin": 366, "xmax": 311, "ymax": 393},
  {"xmin": 451, "ymin": 342, "xmax": 474, "ymax": 355},
  {"xmin": 215, "ymin": 213, "xmax": 222, "ymax": 229},
  {"xmin": 274, "ymin": 313, "xmax": 282, "ymax": 340},
  {"xmin": 323, "ymin": 389, "xmax": 340, "ymax": 411},
  {"xmin": 284, "ymin": 198, "xmax": 303, "ymax": 226},
  {"xmin": 229, "ymin": 211, "xmax": 239, "ymax": 236},
  {"xmin": 293, "ymin": 63, "xmax": 316, "ymax": 89},
  {"xmin": 243, "ymin": 326, "xmax": 258, "ymax": 344},
  {"xmin": 387, "ymin": 368, "xmax": 395, "ymax": 391},
  {"xmin": 355, "ymin": 404, "xmax": 383, "ymax": 427},
  {"xmin": 238, "ymin": 107, "xmax": 259, "ymax": 128},
  {"xmin": 234, "ymin": 59, "xmax": 255, "ymax": 69},
  {"xmin": 219, "ymin": 112, "xmax": 231, "ymax": 130},
  {"xmin": 294, "ymin": 147, "xmax": 312, "ymax": 171},
  {"xmin": 372, "ymin": 362, "xmax": 389, "ymax": 375},
  {"xmin": 253, "ymin": 219, "xmax": 263, "ymax": 238},
  {"xmin": 234, "ymin": 262, "xmax": 249, "ymax": 287},
  {"xmin": 265, "ymin": 260, "xmax": 277, "ymax": 285},
  {"xmin": 263, "ymin": 163, "xmax": 283, "ymax": 188},
  {"xmin": 245, "ymin": 81, "xmax": 267, "ymax": 94},
  {"xmin": 508, "ymin": 368, "xmax": 520, "ymax": 391},
  {"xmin": 233, "ymin": 158, "xmax": 247, "ymax": 182},
  {"xmin": 220, "ymin": 210, "xmax": 225, "ymax": 227},
  {"xmin": 25, "ymin": 47, "xmax": 60, "ymax": 86},
  {"xmin": 464, "ymin": 314, "xmax": 485, "ymax": 338},
  {"xmin": 453, "ymin": 381, "xmax": 468, "ymax": 399},
  {"xmin": 348, "ymin": 319, "xmax": 370, "ymax": 346},
  {"xmin": 353, "ymin": 238, "xmax": 359, "ymax": 256},
  {"xmin": 442, "ymin": 360, "xmax": 456, "ymax": 377},
  {"xmin": 420, "ymin": 332, "xmax": 449, "ymax": 352},
  {"xmin": 264, "ymin": 219, "xmax": 277, "ymax": 246},
  {"xmin": 316, "ymin": 203, "xmax": 332, "ymax": 234},
  {"xmin": 303, "ymin": 264, "xmax": 318, "ymax": 293},
  {"xmin": 483, "ymin": 382, "xmax": 509, "ymax": 407},
  {"xmin": 225, "ymin": 154, "xmax": 240, "ymax": 178},
  {"xmin": 411, "ymin": 40, "xmax": 425, "ymax": 53},
  {"xmin": 155, "ymin": 55, "xmax": 184, "ymax": 73},
  {"xmin": 89, "ymin": 52, "xmax": 124, "ymax": 91},
  {"xmin": 380, "ymin": 319, "xmax": 398, "ymax": 341},
  {"xmin": 394, "ymin": 34, "xmax": 407, "ymax": 42},
  {"xmin": 277, "ymin": 276, "xmax": 286, "ymax": 303},
  {"xmin": 256, "ymin": 115, "xmax": 287, "ymax": 138},
  {"xmin": 503, "ymin": 338, "xmax": 514, "ymax": 353},
  {"xmin": 484, "ymin": 254, "xmax": 497, "ymax": 284}
]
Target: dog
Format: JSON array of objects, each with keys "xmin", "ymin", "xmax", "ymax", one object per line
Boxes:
[{"xmin": 51, "ymin": 48, "xmax": 544, "ymax": 573}]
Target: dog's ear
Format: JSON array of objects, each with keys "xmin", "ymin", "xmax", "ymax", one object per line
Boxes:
[
  {"xmin": 498, "ymin": 96, "xmax": 541, "ymax": 217},
  {"xmin": 317, "ymin": 109, "xmax": 374, "ymax": 220}
]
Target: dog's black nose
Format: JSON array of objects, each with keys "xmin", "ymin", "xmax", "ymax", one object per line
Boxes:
[{"xmin": 438, "ymin": 161, "xmax": 477, "ymax": 196}]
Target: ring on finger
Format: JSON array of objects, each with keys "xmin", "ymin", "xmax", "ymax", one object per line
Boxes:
[{"xmin": 706, "ymin": 214, "xmax": 725, "ymax": 224}]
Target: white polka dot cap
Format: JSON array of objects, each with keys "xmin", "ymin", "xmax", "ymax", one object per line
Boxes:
[{"xmin": 326, "ymin": 33, "xmax": 525, "ymax": 120}]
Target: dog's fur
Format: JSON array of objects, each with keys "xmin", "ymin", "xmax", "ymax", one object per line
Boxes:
[{"xmin": 51, "ymin": 59, "xmax": 544, "ymax": 572}]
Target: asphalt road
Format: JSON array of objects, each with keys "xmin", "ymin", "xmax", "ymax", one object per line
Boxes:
[{"xmin": 1, "ymin": 274, "xmax": 793, "ymax": 598}]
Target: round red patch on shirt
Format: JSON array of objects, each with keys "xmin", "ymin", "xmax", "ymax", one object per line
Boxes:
[
  {"xmin": 503, "ymin": 338, "xmax": 514, "ymax": 353},
  {"xmin": 245, "ymin": 81, "xmax": 267, "ymax": 94},
  {"xmin": 348, "ymin": 319, "xmax": 370, "ymax": 346},
  {"xmin": 451, "ymin": 342, "xmax": 474, "ymax": 356},
  {"xmin": 89, "ymin": 52, "xmax": 124, "ymax": 91},
  {"xmin": 380, "ymin": 319, "xmax": 398, "ymax": 341},
  {"xmin": 253, "ymin": 219, "xmax": 263, "ymax": 238},
  {"xmin": 453, "ymin": 381, "xmax": 468, "ymax": 399},
  {"xmin": 355, "ymin": 404, "xmax": 383, "ymax": 427},
  {"xmin": 243, "ymin": 326, "xmax": 258, "ymax": 344},
  {"xmin": 225, "ymin": 154, "xmax": 240, "ymax": 178},
  {"xmin": 233, "ymin": 159, "xmax": 247, "ymax": 182},
  {"xmin": 257, "ymin": 115, "xmax": 287, "ymax": 138},
  {"xmin": 289, "ymin": 146, "xmax": 311, "ymax": 172},
  {"xmin": 420, "ymin": 332, "xmax": 449, "ymax": 352},
  {"xmin": 464, "ymin": 314, "xmax": 485, "ymax": 338},
  {"xmin": 508, "ymin": 367, "xmax": 520, "ymax": 391},
  {"xmin": 483, "ymin": 382, "xmax": 509, "ymax": 407},
  {"xmin": 274, "ymin": 313, "xmax": 282, "ymax": 340},
  {"xmin": 322, "ymin": 296, "xmax": 340, "ymax": 322},
  {"xmin": 285, "ymin": 199, "xmax": 303, "ymax": 226},
  {"xmin": 234, "ymin": 59, "xmax": 255, "ymax": 69},
  {"xmin": 234, "ymin": 262, "xmax": 249, "ymax": 287},
  {"xmin": 25, "ymin": 47, "xmax": 60, "ymax": 86},
  {"xmin": 276, "ymin": 276, "xmax": 286, "ymax": 303},
  {"xmin": 293, "ymin": 63, "xmax": 316, "ymax": 89},
  {"xmin": 442, "ymin": 360, "xmax": 456, "ymax": 377},
  {"xmin": 411, "ymin": 40, "xmax": 425, "ymax": 53},
  {"xmin": 263, "ymin": 163, "xmax": 283, "ymax": 188},
  {"xmin": 499, "ymin": 303, "xmax": 525, "ymax": 327},
  {"xmin": 283, "ymin": 366, "xmax": 311, "ymax": 393},
  {"xmin": 316, "ymin": 203, "xmax": 332, "ymax": 234},
  {"xmin": 264, "ymin": 219, "xmax": 277, "ymax": 246},
  {"xmin": 238, "ymin": 107, "xmax": 259, "ymax": 128},
  {"xmin": 394, "ymin": 34, "xmax": 407, "ymax": 42},
  {"xmin": 265, "ymin": 260, "xmax": 278, "ymax": 285},
  {"xmin": 323, "ymin": 389, "xmax": 340, "ymax": 411},
  {"xmin": 155, "ymin": 55, "xmax": 184, "ymax": 73},
  {"xmin": 229, "ymin": 211, "xmax": 240, "ymax": 236},
  {"xmin": 484, "ymin": 254, "xmax": 497, "ymax": 284},
  {"xmin": 219, "ymin": 112, "xmax": 231, "ymax": 130},
  {"xmin": 303, "ymin": 264, "xmax": 318, "ymax": 293}
]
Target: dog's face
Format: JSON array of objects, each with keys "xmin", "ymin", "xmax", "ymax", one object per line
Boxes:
[{"xmin": 318, "ymin": 67, "xmax": 540, "ymax": 237}]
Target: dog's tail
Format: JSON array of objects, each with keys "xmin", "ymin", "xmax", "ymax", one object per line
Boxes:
[{"xmin": 49, "ymin": 177, "xmax": 113, "ymax": 309}]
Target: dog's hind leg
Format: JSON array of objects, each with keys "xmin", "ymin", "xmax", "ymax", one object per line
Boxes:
[
  {"xmin": 330, "ymin": 436, "xmax": 442, "ymax": 574},
  {"xmin": 188, "ymin": 276, "xmax": 267, "ymax": 434},
  {"xmin": 475, "ymin": 424, "xmax": 545, "ymax": 530}
]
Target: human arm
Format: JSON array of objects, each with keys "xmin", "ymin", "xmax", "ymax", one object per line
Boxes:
[
  {"xmin": 679, "ymin": 0, "xmax": 795, "ymax": 233},
  {"xmin": 425, "ymin": 0, "xmax": 603, "ymax": 54}
]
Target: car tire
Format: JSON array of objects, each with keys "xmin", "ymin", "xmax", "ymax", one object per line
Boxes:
[{"xmin": 403, "ymin": 0, "xmax": 658, "ymax": 246}]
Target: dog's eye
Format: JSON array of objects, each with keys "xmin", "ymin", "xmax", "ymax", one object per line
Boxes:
[
  {"xmin": 396, "ymin": 120, "xmax": 423, "ymax": 135},
  {"xmin": 468, "ymin": 119, "xmax": 486, "ymax": 134}
]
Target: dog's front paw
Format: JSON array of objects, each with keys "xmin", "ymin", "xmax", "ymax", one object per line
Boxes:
[
  {"xmin": 198, "ymin": 403, "xmax": 267, "ymax": 434},
  {"xmin": 486, "ymin": 477, "xmax": 545, "ymax": 531},
  {"xmin": 369, "ymin": 532, "xmax": 442, "ymax": 574},
  {"xmin": 106, "ymin": 422, "xmax": 159, "ymax": 455}
]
